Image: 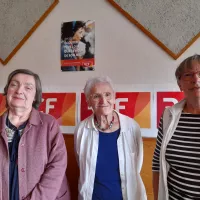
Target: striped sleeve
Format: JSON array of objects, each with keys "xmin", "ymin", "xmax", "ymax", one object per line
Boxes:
[{"xmin": 152, "ymin": 116, "xmax": 163, "ymax": 171}]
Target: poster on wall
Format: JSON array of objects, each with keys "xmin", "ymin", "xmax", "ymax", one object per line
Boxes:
[{"xmin": 61, "ymin": 20, "xmax": 95, "ymax": 72}]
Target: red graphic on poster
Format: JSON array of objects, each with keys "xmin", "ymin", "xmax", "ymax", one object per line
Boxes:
[
  {"xmin": 157, "ymin": 92, "xmax": 184, "ymax": 126},
  {"xmin": 81, "ymin": 92, "xmax": 151, "ymax": 128},
  {"xmin": 61, "ymin": 59, "xmax": 95, "ymax": 67}
]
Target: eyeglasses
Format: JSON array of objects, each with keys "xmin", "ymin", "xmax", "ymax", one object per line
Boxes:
[
  {"xmin": 181, "ymin": 71, "xmax": 200, "ymax": 81},
  {"xmin": 90, "ymin": 92, "xmax": 112, "ymax": 101}
]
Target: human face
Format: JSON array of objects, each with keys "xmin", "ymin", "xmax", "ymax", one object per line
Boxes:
[
  {"xmin": 73, "ymin": 27, "xmax": 85, "ymax": 41},
  {"xmin": 178, "ymin": 61, "xmax": 200, "ymax": 99},
  {"xmin": 88, "ymin": 83, "xmax": 115, "ymax": 116},
  {"xmin": 6, "ymin": 73, "xmax": 36, "ymax": 112}
]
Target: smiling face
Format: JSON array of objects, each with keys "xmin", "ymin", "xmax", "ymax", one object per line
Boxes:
[
  {"xmin": 87, "ymin": 82, "xmax": 115, "ymax": 116},
  {"xmin": 73, "ymin": 27, "xmax": 85, "ymax": 41},
  {"xmin": 6, "ymin": 73, "xmax": 36, "ymax": 112},
  {"xmin": 178, "ymin": 60, "xmax": 200, "ymax": 100}
]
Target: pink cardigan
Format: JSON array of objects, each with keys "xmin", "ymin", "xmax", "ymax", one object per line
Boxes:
[{"xmin": 0, "ymin": 108, "xmax": 70, "ymax": 200}]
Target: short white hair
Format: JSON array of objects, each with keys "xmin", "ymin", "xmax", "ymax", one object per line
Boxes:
[{"xmin": 84, "ymin": 76, "xmax": 115, "ymax": 100}]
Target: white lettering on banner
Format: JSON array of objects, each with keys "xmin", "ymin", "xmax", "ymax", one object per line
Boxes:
[
  {"xmin": 163, "ymin": 98, "xmax": 178, "ymax": 105},
  {"xmin": 115, "ymin": 98, "xmax": 128, "ymax": 112},
  {"xmin": 88, "ymin": 106, "xmax": 92, "ymax": 110},
  {"xmin": 46, "ymin": 98, "xmax": 57, "ymax": 114}
]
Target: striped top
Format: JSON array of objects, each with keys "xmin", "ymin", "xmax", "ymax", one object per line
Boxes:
[{"xmin": 152, "ymin": 113, "xmax": 200, "ymax": 199}]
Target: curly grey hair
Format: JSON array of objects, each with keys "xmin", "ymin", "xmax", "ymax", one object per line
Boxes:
[{"xmin": 84, "ymin": 76, "xmax": 115, "ymax": 100}]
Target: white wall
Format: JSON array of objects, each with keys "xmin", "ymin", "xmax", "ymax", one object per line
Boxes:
[{"xmin": 0, "ymin": 0, "xmax": 200, "ymax": 136}]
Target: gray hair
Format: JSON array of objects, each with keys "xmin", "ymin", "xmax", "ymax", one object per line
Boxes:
[
  {"xmin": 175, "ymin": 54, "xmax": 200, "ymax": 81},
  {"xmin": 84, "ymin": 76, "xmax": 115, "ymax": 100},
  {"xmin": 4, "ymin": 69, "xmax": 42, "ymax": 110}
]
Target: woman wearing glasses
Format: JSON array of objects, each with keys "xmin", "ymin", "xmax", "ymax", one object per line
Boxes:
[
  {"xmin": 152, "ymin": 54, "xmax": 200, "ymax": 200},
  {"xmin": 74, "ymin": 76, "xmax": 147, "ymax": 200}
]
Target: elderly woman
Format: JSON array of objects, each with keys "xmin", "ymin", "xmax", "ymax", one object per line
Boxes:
[
  {"xmin": 74, "ymin": 76, "xmax": 147, "ymax": 200},
  {"xmin": 0, "ymin": 69, "xmax": 70, "ymax": 200},
  {"xmin": 152, "ymin": 54, "xmax": 200, "ymax": 200}
]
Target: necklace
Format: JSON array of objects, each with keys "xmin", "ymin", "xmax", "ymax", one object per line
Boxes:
[
  {"xmin": 6, "ymin": 127, "xmax": 15, "ymax": 138},
  {"xmin": 6, "ymin": 127, "xmax": 15, "ymax": 137},
  {"xmin": 94, "ymin": 114, "xmax": 114, "ymax": 131},
  {"xmin": 6, "ymin": 118, "xmax": 16, "ymax": 138}
]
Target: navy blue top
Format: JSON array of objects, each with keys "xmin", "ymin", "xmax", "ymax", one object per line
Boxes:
[
  {"xmin": 7, "ymin": 117, "xmax": 27, "ymax": 200},
  {"xmin": 92, "ymin": 129, "xmax": 123, "ymax": 200}
]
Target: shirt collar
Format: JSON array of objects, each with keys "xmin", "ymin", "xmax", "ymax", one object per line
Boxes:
[
  {"xmin": 28, "ymin": 108, "xmax": 43, "ymax": 126},
  {"xmin": 0, "ymin": 108, "xmax": 43, "ymax": 134}
]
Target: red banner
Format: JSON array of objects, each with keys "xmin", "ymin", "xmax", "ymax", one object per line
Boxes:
[
  {"xmin": 0, "ymin": 91, "xmax": 186, "ymax": 135},
  {"xmin": 0, "ymin": 93, "xmax": 76, "ymax": 126},
  {"xmin": 81, "ymin": 92, "xmax": 151, "ymax": 128},
  {"xmin": 0, "ymin": 94, "xmax": 6, "ymax": 115},
  {"xmin": 40, "ymin": 93, "xmax": 76, "ymax": 126},
  {"xmin": 157, "ymin": 92, "xmax": 184, "ymax": 126}
]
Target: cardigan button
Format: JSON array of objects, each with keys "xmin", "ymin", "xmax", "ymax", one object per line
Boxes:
[{"xmin": 21, "ymin": 168, "xmax": 25, "ymax": 172}]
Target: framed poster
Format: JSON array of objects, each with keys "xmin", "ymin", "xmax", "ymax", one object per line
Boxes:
[{"xmin": 61, "ymin": 20, "xmax": 95, "ymax": 72}]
